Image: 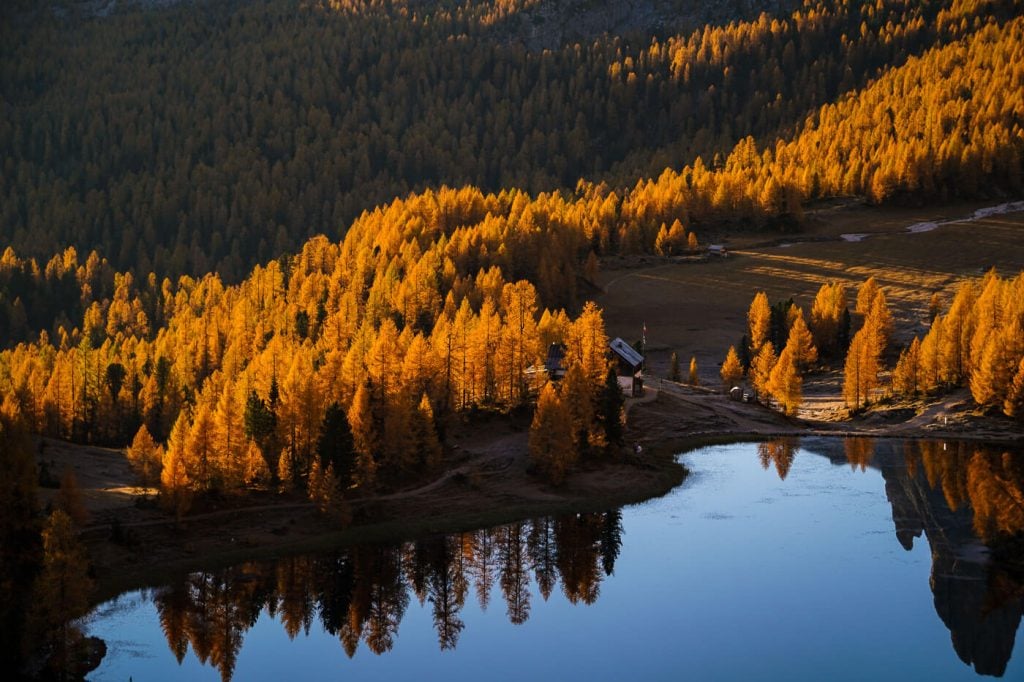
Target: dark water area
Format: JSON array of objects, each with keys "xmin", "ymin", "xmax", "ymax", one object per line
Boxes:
[{"xmin": 86, "ymin": 438, "xmax": 1024, "ymax": 680}]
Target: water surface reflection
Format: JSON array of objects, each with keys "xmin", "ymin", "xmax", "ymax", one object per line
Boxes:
[
  {"xmin": 129, "ymin": 511, "xmax": 623, "ymax": 680},
  {"xmin": 798, "ymin": 438, "xmax": 1024, "ymax": 677},
  {"xmin": 87, "ymin": 438, "xmax": 1024, "ymax": 681}
]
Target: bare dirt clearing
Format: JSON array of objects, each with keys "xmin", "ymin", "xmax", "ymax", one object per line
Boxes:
[
  {"xmin": 599, "ymin": 202, "xmax": 1024, "ymax": 385},
  {"xmin": 36, "ymin": 439, "xmax": 153, "ymax": 513}
]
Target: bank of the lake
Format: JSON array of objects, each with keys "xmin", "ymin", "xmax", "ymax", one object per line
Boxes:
[
  {"xmin": 84, "ymin": 425, "xmax": 686, "ymax": 606},
  {"xmin": 81, "ymin": 385, "xmax": 1024, "ymax": 607},
  {"xmin": 85, "ymin": 436, "xmax": 1024, "ymax": 682}
]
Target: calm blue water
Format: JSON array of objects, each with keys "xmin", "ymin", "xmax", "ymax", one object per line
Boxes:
[{"xmin": 85, "ymin": 438, "xmax": 1024, "ymax": 680}]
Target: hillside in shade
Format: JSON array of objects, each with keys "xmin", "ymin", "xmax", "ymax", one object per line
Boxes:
[{"xmin": 1, "ymin": 0, "xmax": 1018, "ymax": 280}]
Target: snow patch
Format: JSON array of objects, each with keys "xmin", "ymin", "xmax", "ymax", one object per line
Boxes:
[
  {"xmin": 906, "ymin": 220, "xmax": 938, "ymax": 234},
  {"xmin": 835, "ymin": 201, "xmax": 1024, "ymax": 244},
  {"xmin": 905, "ymin": 200, "xmax": 1024, "ymax": 235},
  {"xmin": 969, "ymin": 200, "xmax": 1024, "ymax": 221}
]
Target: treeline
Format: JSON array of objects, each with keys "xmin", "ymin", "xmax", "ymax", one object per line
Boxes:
[
  {"xmin": 0, "ymin": 0, "xmax": 1022, "ymax": 507},
  {"xmin": 3, "ymin": 5, "xmax": 1023, "ymax": 345},
  {"xmin": 151, "ymin": 511, "xmax": 622, "ymax": 680},
  {"xmin": 0, "ymin": 183, "xmax": 640, "ymax": 509},
  {"xmin": 721, "ymin": 288, "xmax": 824, "ymax": 415},
  {"xmin": 1, "ymin": 0, "xmax": 1016, "ymax": 278},
  {"xmin": 727, "ymin": 269, "xmax": 1024, "ymax": 422},
  {"xmin": 892, "ymin": 269, "xmax": 1024, "ymax": 418}
]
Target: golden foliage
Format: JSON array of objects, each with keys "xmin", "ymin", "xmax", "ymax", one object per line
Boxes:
[
  {"xmin": 767, "ymin": 346, "xmax": 802, "ymax": 416},
  {"xmin": 127, "ymin": 424, "xmax": 163, "ymax": 485},
  {"xmin": 810, "ymin": 281, "xmax": 847, "ymax": 357},
  {"xmin": 785, "ymin": 306, "xmax": 818, "ymax": 371},
  {"xmin": 750, "ymin": 342, "xmax": 777, "ymax": 401},
  {"xmin": 720, "ymin": 345, "xmax": 744, "ymax": 388},
  {"xmin": 528, "ymin": 383, "xmax": 576, "ymax": 485},
  {"xmin": 843, "ymin": 326, "xmax": 881, "ymax": 410},
  {"xmin": 747, "ymin": 291, "xmax": 772, "ymax": 354}
]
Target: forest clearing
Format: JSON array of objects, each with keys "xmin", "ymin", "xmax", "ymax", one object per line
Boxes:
[{"xmin": 601, "ymin": 201, "xmax": 1024, "ymax": 384}]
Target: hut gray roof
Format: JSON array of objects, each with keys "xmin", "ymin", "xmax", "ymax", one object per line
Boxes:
[{"xmin": 609, "ymin": 337, "xmax": 643, "ymax": 368}]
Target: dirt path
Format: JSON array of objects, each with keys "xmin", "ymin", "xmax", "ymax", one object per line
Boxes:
[{"xmin": 604, "ymin": 263, "xmax": 682, "ymax": 291}]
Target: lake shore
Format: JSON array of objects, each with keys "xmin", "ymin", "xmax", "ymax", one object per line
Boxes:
[
  {"xmin": 79, "ymin": 410, "xmax": 687, "ymax": 606},
  {"xmin": 630, "ymin": 378, "xmax": 1024, "ymax": 449},
  {"xmin": 62, "ymin": 379, "xmax": 1022, "ymax": 607}
]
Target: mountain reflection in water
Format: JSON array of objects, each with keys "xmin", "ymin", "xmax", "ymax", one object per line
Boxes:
[
  {"xmin": 90, "ymin": 438, "xmax": 1023, "ymax": 681},
  {"xmin": 789, "ymin": 438, "xmax": 1024, "ymax": 677}
]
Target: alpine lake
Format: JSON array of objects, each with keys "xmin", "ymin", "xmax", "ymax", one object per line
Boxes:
[{"xmin": 85, "ymin": 437, "xmax": 1024, "ymax": 681}]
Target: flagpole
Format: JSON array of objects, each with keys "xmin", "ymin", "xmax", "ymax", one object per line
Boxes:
[{"xmin": 641, "ymin": 321, "xmax": 646, "ymax": 376}]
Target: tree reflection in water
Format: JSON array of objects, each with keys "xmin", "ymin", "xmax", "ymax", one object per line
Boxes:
[
  {"xmin": 129, "ymin": 438, "xmax": 1024, "ymax": 681},
  {"xmin": 757, "ymin": 437, "xmax": 1024, "ymax": 678},
  {"xmin": 149, "ymin": 510, "xmax": 623, "ymax": 681}
]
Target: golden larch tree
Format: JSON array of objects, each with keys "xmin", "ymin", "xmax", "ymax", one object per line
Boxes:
[
  {"xmin": 856, "ymin": 276, "xmax": 880, "ymax": 315},
  {"xmin": 919, "ymin": 314, "xmax": 944, "ymax": 392},
  {"xmin": 970, "ymin": 321, "xmax": 1024, "ymax": 408},
  {"xmin": 720, "ymin": 345, "xmax": 744, "ymax": 388},
  {"xmin": 160, "ymin": 435, "xmax": 192, "ymax": 523},
  {"xmin": 939, "ymin": 281, "xmax": 977, "ymax": 385},
  {"xmin": 1003, "ymin": 357, "xmax": 1024, "ymax": 419},
  {"xmin": 499, "ymin": 280, "xmax": 541, "ymax": 407},
  {"xmin": 892, "ymin": 337, "xmax": 922, "ymax": 397},
  {"xmin": 566, "ymin": 301, "xmax": 609, "ymax": 391},
  {"xmin": 561, "ymin": 362, "xmax": 597, "ymax": 455},
  {"xmin": 277, "ymin": 446, "xmax": 297, "ymax": 492},
  {"xmin": 127, "ymin": 423, "xmax": 163, "ymax": 485},
  {"xmin": 381, "ymin": 392, "xmax": 416, "ymax": 475},
  {"xmin": 243, "ymin": 440, "xmax": 270, "ymax": 485},
  {"xmin": 213, "ymin": 380, "xmax": 246, "ymax": 492},
  {"xmin": 528, "ymin": 383, "xmax": 576, "ymax": 485},
  {"xmin": 866, "ymin": 288, "xmax": 893, "ymax": 356},
  {"xmin": 750, "ymin": 341, "xmax": 777, "ymax": 401},
  {"xmin": 810, "ymin": 281, "xmax": 847, "ymax": 356},
  {"xmin": 785, "ymin": 307, "xmax": 818, "ymax": 371},
  {"xmin": 308, "ymin": 458, "xmax": 324, "ymax": 508},
  {"xmin": 767, "ymin": 346, "xmax": 802, "ymax": 416},
  {"xmin": 347, "ymin": 382, "xmax": 378, "ymax": 491},
  {"xmin": 843, "ymin": 327, "xmax": 880, "ymax": 410},
  {"xmin": 185, "ymin": 401, "xmax": 217, "ymax": 489},
  {"xmin": 747, "ymin": 291, "xmax": 771, "ymax": 354}
]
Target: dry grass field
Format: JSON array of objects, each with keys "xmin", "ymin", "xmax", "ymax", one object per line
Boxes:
[{"xmin": 598, "ymin": 202, "xmax": 1024, "ymax": 386}]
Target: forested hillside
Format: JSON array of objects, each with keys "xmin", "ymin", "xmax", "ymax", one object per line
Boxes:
[
  {"xmin": 2, "ymin": 0, "xmax": 1017, "ymax": 279},
  {"xmin": 0, "ymin": 0, "xmax": 1022, "ymax": 500}
]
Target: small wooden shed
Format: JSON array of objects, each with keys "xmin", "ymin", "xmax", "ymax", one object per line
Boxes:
[{"xmin": 609, "ymin": 337, "xmax": 644, "ymax": 397}]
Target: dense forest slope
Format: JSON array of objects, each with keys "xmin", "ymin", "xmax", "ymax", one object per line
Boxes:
[
  {"xmin": 1, "ymin": 0, "xmax": 1017, "ymax": 279},
  {"xmin": 2, "ymin": 3, "xmax": 1022, "ymax": 345},
  {"xmin": 0, "ymin": 2, "xmax": 1021, "ymax": 479},
  {"xmin": 0, "ymin": 9, "xmax": 1019, "ymax": 438}
]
